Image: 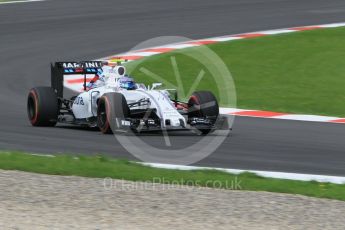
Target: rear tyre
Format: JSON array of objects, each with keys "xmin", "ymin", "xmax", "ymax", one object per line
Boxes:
[
  {"xmin": 27, "ymin": 87, "xmax": 59, "ymax": 127},
  {"xmin": 97, "ymin": 93, "xmax": 130, "ymax": 134},
  {"xmin": 188, "ymin": 91, "xmax": 219, "ymax": 135}
]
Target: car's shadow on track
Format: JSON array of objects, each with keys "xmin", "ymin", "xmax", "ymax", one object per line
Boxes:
[
  {"xmin": 55, "ymin": 125, "xmax": 231, "ymax": 137},
  {"xmin": 56, "ymin": 125, "xmax": 99, "ymax": 132}
]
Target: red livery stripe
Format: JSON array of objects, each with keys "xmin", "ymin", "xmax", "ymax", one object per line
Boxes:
[{"xmin": 66, "ymin": 78, "xmax": 93, "ymax": 84}]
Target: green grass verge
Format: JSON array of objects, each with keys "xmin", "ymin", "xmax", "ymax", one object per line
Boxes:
[
  {"xmin": 126, "ymin": 27, "xmax": 345, "ymax": 117},
  {"xmin": 0, "ymin": 0, "xmax": 21, "ymax": 2},
  {"xmin": 0, "ymin": 151, "xmax": 344, "ymax": 201}
]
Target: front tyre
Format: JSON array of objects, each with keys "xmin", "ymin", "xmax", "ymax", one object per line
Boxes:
[
  {"xmin": 188, "ymin": 91, "xmax": 219, "ymax": 135},
  {"xmin": 27, "ymin": 87, "xmax": 59, "ymax": 127},
  {"xmin": 97, "ymin": 93, "xmax": 130, "ymax": 134}
]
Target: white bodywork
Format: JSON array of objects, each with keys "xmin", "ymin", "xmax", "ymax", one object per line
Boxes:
[{"xmin": 71, "ymin": 65, "xmax": 185, "ymax": 128}]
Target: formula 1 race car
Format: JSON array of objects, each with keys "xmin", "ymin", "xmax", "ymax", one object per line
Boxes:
[{"xmin": 27, "ymin": 61, "xmax": 228, "ymax": 135}]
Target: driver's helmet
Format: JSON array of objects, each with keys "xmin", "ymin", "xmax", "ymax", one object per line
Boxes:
[{"xmin": 119, "ymin": 76, "xmax": 137, "ymax": 90}]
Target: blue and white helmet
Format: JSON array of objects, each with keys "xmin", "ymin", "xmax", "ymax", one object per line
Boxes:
[{"xmin": 119, "ymin": 76, "xmax": 137, "ymax": 90}]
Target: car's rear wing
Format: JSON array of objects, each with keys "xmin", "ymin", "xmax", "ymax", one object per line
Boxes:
[{"xmin": 51, "ymin": 61, "xmax": 104, "ymax": 98}]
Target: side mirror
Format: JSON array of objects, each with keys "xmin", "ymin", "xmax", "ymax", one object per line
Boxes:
[{"xmin": 151, "ymin": 83, "xmax": 163, "ymax": 90}]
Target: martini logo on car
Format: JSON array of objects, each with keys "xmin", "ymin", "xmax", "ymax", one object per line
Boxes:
[{"xmin": 62, "ymin": 62, "xmax": 101, "ymax": 68}]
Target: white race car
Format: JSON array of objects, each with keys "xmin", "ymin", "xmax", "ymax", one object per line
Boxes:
[{"xmin": 27, "ymin": 61, "xmax": 228, "ymax": 135}]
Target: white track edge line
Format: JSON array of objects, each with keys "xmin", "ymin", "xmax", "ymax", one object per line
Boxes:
[
  {"xmin": 0, "ymin": 0, "xmax": 45, "ymax": 4},
  {"xmin": 141, "ymin": 163, "xmax": 345, "ymax": 184}
]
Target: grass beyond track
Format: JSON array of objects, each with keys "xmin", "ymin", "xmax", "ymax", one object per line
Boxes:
[
  {"xmin": 0, "ymin": 151, "xmax": 344, "ymax": 201},
  {"xmin": 0, "ymin": 0, "xmax": 25, "ymax": 2},
  {"xmin": 126, "ymin": 27, "xmax": 345, "ymax": 117}
]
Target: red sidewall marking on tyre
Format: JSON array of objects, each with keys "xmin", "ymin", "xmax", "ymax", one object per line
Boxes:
[
  {"xmin": 29, "ymin": 90, "xmax": 39, "ymax": 124},
  {"xmin": 104, "ymin": 96, "xmax": 111, "ymax": 133}
]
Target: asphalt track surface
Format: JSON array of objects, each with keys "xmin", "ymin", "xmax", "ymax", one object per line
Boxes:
[{"xmin": 1, "ymin": 0, "xmax": 345, "ymax": 176}]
